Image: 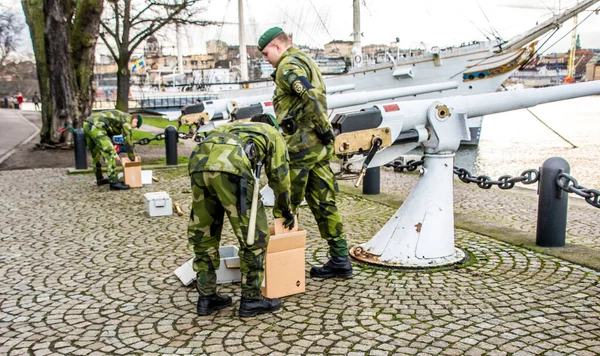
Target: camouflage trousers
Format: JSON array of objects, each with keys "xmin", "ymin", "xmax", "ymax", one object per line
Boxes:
[
  {"xmin": 188, "ymin": 171, "xmax": 269, "ymax": 299},
  {"xmin": 287, "ymin": 151, "xmax": 348, "ymax": 257},
  {"xmin": 83, "ymin": 122, "xmax": 118, "ymax": 183}
]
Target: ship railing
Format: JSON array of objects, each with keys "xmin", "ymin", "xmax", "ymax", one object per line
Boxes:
[{"xmin": 92, "ymin": 94, "xmax": 219, "ymax": 110}]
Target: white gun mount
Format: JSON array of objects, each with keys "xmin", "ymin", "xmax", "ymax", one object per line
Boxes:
[{"xmin": 330, "ymin": 81, "xmax": 600, "ymax": 268}]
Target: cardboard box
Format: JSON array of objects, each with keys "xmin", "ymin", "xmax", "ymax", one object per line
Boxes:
[
  {"xmin": 120, "ymin": 156, "xmax": 142, "ymax": 188},
  {"xmin": 174, "ymin": 246, "xmax": 242, "ymax": 286},
  {"xmin": 144, "ymin": 191, "xmax": 173, "ymax": 217},
  {"xmin": 262, "ymin": 218, "xmax": 306, "ymax": 299}
]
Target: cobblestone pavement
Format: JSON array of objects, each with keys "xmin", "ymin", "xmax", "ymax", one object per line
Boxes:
[{"xmin": 1, "ymin": 167, "xmax": 600, "ymax": 355}]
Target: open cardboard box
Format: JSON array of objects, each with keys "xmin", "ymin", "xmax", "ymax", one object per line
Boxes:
[
  {"xmin": 120, "ymin": 155, "xmax": 142, "ymax": 188},
  {"xmin": 261, "ymin": 217, "xmax": 306, "ymax": 299}
]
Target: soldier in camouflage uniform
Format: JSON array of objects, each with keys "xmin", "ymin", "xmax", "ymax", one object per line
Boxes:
[
  {"xmin": 83, "ymin": 109, "xmax": 142, "ymax": 191},
  {"xmin": 258, "ymin": 27, "xmax": 353, "ymax": 279},
  {"xmin": 188, "ymin": 121, "xmax": 295, "ymax": 317}
]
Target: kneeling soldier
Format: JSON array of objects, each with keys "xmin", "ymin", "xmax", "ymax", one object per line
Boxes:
[
  {"xmin": 83, "ymin": 110, "xmax": 142, "ymax": 190},
  {"xmin": 188, "ymin": 120, "xmax": 294, "ymax": 317}
]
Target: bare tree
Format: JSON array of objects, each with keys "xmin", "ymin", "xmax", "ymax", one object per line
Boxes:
[
  {"xmin": 99, "ymin": 0, "xmax": 227, "ymax": 111},
  {"xmin": 22, "ymin": 0, "xmax": 104, "ymax": 146},
  {"xmin": 0, "ymin": 8, "xmax": 25, "ymax": 65}
]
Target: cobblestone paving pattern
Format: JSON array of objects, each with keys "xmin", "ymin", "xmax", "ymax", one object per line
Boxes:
[{"xmin": 1, "ymin": 168, "xmax": 599, "ymax": 355}]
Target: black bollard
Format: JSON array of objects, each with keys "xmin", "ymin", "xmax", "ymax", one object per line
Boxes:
[
  {"xmin": 536, "ymin": 157, "xmax": 570, "ymax": 247},
  {"xmin": 165, "ymin": 125, "xmax": 178, "ymax": 165},
  {"xmin": 362, "ymin": 167, "xmax": 381, "ymax": 195},
  {"xmin": 73, "ymin": 128, "xmax": 88, "ymax": 170}
]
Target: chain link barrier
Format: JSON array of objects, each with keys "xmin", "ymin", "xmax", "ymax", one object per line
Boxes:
[
  {"xmin": 383, "ymin": 157, "xmax": 598, "ymax": 209},
  {"xmin": 453, "ymin": 167, "xmax": 539, "ymax": 189},
  {"xmin": 384, "ymin": 159, "xmax": 424, "ymax": 173},
  {"xmin": 556, "ymin": 173, "xmax": 600, "ymax": 208},
  {"xmin": 135, "ymin": 131, "xmax": 204, "ymax": 146}
]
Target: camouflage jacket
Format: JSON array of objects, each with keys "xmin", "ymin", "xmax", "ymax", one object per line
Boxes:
[
  {"xmin": 271, "ymin": 47, "xmax": 333, "ymax": 155},
  {"xmin": 86, "ymin": 110, "xmax": 136, "ymax": 161},
  {"xmin": 189, "ymin": 122, "xmax": 291, "ymax": 214}
]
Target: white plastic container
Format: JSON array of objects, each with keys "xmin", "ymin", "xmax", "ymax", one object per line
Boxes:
[
  {"xmin": 141, "ymin": 170, "xmax": 153, "ymax": 185},
  {"xmin": 174, "ymin": 246, "xmax": 241, "ymax": 286},
  {"xmin": 144, "ymin": 191, "xmax": 172, "ymax": 217}
]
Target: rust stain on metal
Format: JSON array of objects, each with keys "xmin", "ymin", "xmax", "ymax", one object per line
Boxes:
[
  {"xmin": 350, "ymin": 246, "xmax": 381, "ymax": 264},
  {"xmin": 415, "ymin": 222, "xmax": 422, "ymax": 232}
]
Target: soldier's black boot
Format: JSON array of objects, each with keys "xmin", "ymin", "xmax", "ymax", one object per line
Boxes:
[
  {"xmin": 109, "ymin": 182, "xmax": 130, "ymax": 190},
  {"xmin": 310, "ymin": 256, "xmax": 353, "ymax": 279},
  {"xmin": 239, "ymin": 296, "xmax": 281, "ymax": 317},
  {"xmin": 96, "ymin": 176, "xmax": 110, "ymax": 185},
  {"xmin": 95, "ymin": 164, "xmax": 110, "ymax": 185},
  {"xmin": 197, "ymin": 294, "xmax": 232, "ymax": 316}
]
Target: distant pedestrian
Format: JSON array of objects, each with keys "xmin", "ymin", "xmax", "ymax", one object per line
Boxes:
[
  {"xmin": 33, "ymin": 92, "xmax": 40, "ymax": 111},
  {"xmin": 16, "ymin": 92, "xmax": 23, "ymax": 109}
]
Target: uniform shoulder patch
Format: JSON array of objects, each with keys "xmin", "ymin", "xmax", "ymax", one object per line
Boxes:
[
  {"xmin": 291, "ymin": 76, "xmax": 314, "ymax": 96},
  {"xmin": 293, "ymin": 81, "xmax": 305, "ymax": 95}
]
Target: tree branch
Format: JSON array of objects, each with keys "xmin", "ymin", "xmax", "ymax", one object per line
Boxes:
[
  {"xmin": 130, "ymin": 3, "xmax": 153, "ymax": 23},
  {"xmin": 129, "ymin": 3, "xmax": 187, "ymax": 49},
  {"xmin": 99, "ymin": 31, "xmax": 119, "ymax": 63},
  {"xmin": 100, "ymin": 20, "xmax": 120, "ymax": 48}
]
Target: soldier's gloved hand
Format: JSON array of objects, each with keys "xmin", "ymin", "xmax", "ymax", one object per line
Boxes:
[
  {"xmin": 282, "ymin": 210, "xmax": 295, "ymax": 230},
  {"xmin": 316, "ymin": 128, "xmax": 335, "ymax": 145}
]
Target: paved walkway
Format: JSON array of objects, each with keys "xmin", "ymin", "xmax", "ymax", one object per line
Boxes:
[
  {"xmin": 1, "ymin": 164, "xmax": 599, "ymax": 355},
  {"xmin": 0, "ymin": 109, "xmax": 39, "ymax": 165}
]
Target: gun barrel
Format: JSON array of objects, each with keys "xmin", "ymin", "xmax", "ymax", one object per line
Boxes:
[
  {"xmin": 453, "ymin": 81, "xmax": 600, "ymax": 118},
  {"xmin": 328, "ymin": 81, "xmax": 459, "ymax": 110}
]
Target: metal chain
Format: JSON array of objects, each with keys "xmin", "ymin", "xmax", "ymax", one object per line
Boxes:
[
  {"xmin": 453, "ymin": 167, "xmax": 539, "ymax": 189},
  {"xmin": 384, "ymin": 159, "xmax": 424, "ymax": 172},
  {"xmin": 386, "ymin": 158, "xmax": 539, "ymax": 190},
  {"xmin": 383, "ymin": 158, "xmax": 598, "ymax": 209},
  {"xmin": 556, "ymin": 173, "xmax": 600, "ymax": 208},
  {"xmin": 178, "ymin": 132, "xmax": 194, "ymax": 140},
  {"xmin": 135, "ymin": 133, "xmax": 165, "ymax": 145},
  {"xmin": 135, "ymin": 131, "xmax": 205, "ymax": 145}
]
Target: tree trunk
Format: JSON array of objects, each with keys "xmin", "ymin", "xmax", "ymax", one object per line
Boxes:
[
  {"xmin": 21, "ymin": 0, "xmax": 52, "ymax": 143},
  {"xmin": 116, "ymin": 54, "xmax": 131, "ymax": 111},
  {"xmin": 44, "ymin": 0, "xmax": 77, "ymax": 145},
  {"xmin": 71, "ymin": 0, "xmax": 104, "ymax": 126}
]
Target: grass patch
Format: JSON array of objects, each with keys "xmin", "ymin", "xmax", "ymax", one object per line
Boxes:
[
  {"xmin": 142, "ymin": 116, "xmax": 190, "ymax": 133},
  {"xmin": 143, "ymin": 156, "xmax": 189, "ymax": 165}
]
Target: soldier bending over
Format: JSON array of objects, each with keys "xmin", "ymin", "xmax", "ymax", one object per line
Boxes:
[
  {"xmin": 188, "ymin": 120, "xmax": 294, "ymax": 317},
  {"xmin": 83, "ymin": 110, "xmax": 142, "ymax": 191}
]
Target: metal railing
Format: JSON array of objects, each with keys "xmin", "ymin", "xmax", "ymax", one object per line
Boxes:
[{"xmin": 92, "ymin": 94, "xmax": 218, "ymax": 110}]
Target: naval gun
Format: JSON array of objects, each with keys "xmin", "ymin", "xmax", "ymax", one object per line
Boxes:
[
  {"xmin": 330, "ymin": 81, "xmax": 600, "ymax": 268},
  {"xmin": 193, "ymin": 81, "xmax": 460, "ymax": 129},
  {"xmin": 188, "ymin": 84, "xmax": 355, "ymax": 123}
]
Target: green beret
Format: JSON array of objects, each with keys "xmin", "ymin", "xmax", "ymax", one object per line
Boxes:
[
  {"xmin": 258, "ymin": 27, "xmax": 284, "ymax": 50},
  {"xmin": 250, "ymin": 113, "xmax": 279, "ymax": 129},
  {"xmin": 136, "ymin": 114, "xmax": 143, "ymax": 128}
]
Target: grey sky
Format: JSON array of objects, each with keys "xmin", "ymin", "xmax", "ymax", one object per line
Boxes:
[{"xmin": 4, "ymin": 0, "xmax": 600, "ymax": 58}]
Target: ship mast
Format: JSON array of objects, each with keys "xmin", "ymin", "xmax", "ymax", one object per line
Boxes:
[
  {"xmin": 352, "ymin": 0, "xmax": 363, "ymax": 68},
  {"xmin": 501, "ymin": 0, "xmax": 599, "ymax": 51},
  {"xmin": 238, "ymin": 0, "xmax": 249, "ymax": 82},
  {"xmin": 565, "ymin": 15, "xmax": 578, "ymax": 83}
]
